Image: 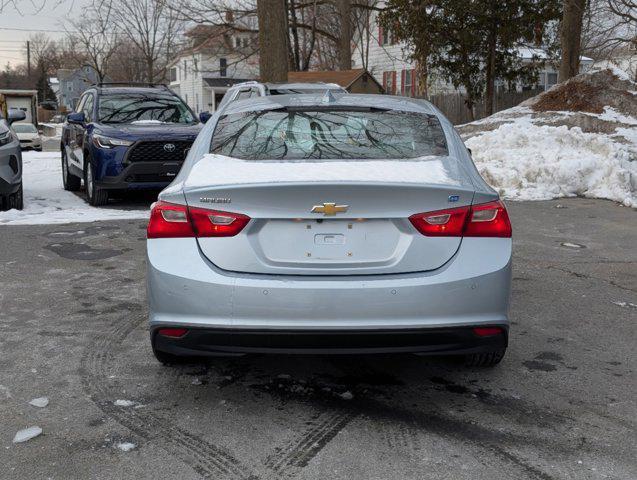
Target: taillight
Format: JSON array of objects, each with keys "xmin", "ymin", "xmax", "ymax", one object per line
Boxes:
[
  {"xmin": 147, "ymin": 201, "xmax": 194, "ymax": 238},
  {"xmin": 464, "ymin": 201, "xmax": 512, "ymax": 237},
  {"xmin": 409, "ymin": 206, "xmax": 469, "ymax": 236},
  {"xmin": 409, "ymin": 200, "xmax": 511, "ymax": 238},
  {"xmin": 189, "ymin": 207, "xmax": 250, "ymax": 237},
  {"xmin": 147, "ymin": 201, "xmax": 250, "ymax": 239}
]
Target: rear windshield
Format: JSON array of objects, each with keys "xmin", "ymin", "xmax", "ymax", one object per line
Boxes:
[
  {"xmin": 210, "ymin": 109, "xmax": 448, "ymax": 160},
  {"xmin": 98, "ymin": 94, "xmax": 195, "ymax": 124}
]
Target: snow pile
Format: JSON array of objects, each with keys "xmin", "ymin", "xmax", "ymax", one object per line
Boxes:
[
  {"xmin": 116, "ymin": 442, "xmax": 136, "ymax": 452},
  {"xmin": 0, "ymin": 151, "xmax": 149, "ymax": 225},
  {"xmin": 465, "ymin": 119, "xmax": 636, "ymax": 206},
  {"xmin": 28, "ymin": 397, "xmax": 49, "ymax": 408},
  {"xmin": 13, "ymin": 426, "xmax": 42, "ymax": 443},
  {"xmin": 460, "ymin": 69, "xmax": 637, "ymax": 207}
]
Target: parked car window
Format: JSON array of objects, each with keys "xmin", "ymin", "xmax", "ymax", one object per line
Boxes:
[
  {"xmin": 211, "ymin": 109, "xmax": 448, "ymax": 160},
  {"xmin": 12, "ymin": 123, "xmax": 38, "ymax": 133},
  {"xmin": 98, "ymin": 94, "xmax": 195, "ymax": 124},
  {"xmin": 83, "ymin": 94, "xmax": 94, "ymax": 122},
  {"xmin": 75, "ymin": 94, "xmax": 87, "ymax": 114}
]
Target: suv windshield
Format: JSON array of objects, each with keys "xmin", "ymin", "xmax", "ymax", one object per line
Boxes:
[
  {"xmin": 12, "ymin": 123, "xmax": 38, "ymax": 133},
  {"xmin": 210, "ymin": 108, "xmax": 448, "ymax": 160},
  {"xmin": 98, "ymin": 94, "xmax": 195, "ymax": 124}
]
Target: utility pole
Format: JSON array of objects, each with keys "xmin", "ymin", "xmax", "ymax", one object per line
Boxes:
[{"xmin": 26, "ymin": 40, "xmax": 31, "ymax": 77}]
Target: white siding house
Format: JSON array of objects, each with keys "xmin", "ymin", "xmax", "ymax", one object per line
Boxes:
[{"xmin": 168, "ymin": 24, "xmax": 259, "ymax": 113}]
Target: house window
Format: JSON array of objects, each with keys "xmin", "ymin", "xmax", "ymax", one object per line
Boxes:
[
  {"xmin": 242, "ymin": 37, "xmax": 249, "ymax": 48},
  {"xmin": 546, "ymin": 72, "xmax": 558, "ymax": 88},
  {"xmin": 401, "ymin": 69, "xmax": 415, "ymax": 97},
  {"xmin": 382, "ymin": 71, "xmax": 396, "ymax": 95},
  {"xmin": 235, "ymin": 37, "xmax": 241, "ymax": 48},
  {"xmin": 169, "ymin": 67, "xmax": 177, "ymax": 82},
  {"xmin": 220, "ymin": 58, "xmax": 227, "ymax": 77},
  {"xmin": 183, "ymin": 60, "xmax": 188, "ymax": 79},
  {"xmin": 378, "ymin": 25, "xmax": 395, "ymax": 46}
]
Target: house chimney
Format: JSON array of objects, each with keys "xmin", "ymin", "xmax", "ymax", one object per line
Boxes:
[{"xmin": 225, "ymin": 10, "xmax": 234, "ymax": 24}]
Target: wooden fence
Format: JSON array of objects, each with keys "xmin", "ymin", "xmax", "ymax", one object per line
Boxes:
[{"xmin": 421, "ymin": 89, "xmax": 544, "ymax": 125}]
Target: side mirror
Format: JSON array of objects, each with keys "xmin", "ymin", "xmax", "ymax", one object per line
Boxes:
[
  {"xmin": 199, "ymin": 111, "xmax": 212, "ymax": 124},
  {"xmin": 67, "ymin": 112, "xmax": 85, "ymax": 125},
  {"xmin": 7, "ymin": 109, "xmax": 26, "ymax": 125}
]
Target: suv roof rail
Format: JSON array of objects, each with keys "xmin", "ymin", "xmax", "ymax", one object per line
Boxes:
[{"xmin": 92, "ymin": 82, "xmax": 170, "ymax": 89}]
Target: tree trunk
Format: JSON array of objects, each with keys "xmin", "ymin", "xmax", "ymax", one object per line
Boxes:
[
  {"xmin": 558, "ymin": 0, "xmax": 585, "ymax": 82},
  {"xmin": 336, "ymin": 0, "xmax": 352, "ymax": 70},
  {"xmin": 257, "ymin": 0, "xmax": 289, "ymax": 82},
  {"xmin": 484, "ymin": 23, "xmax": 497, "ymax": 117}
]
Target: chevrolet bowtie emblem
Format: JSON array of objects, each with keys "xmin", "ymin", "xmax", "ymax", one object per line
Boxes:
[{"xmin": 311, "ymin": 202, "xmax": 349, "ymax": 216}]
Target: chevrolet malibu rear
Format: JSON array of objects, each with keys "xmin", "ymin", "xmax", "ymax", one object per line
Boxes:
[{"xmin": 146, "ymin": 94, "xmax": 512, "ymax": 367}]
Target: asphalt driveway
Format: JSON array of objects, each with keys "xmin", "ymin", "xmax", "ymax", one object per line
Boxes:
[{"xmin": 0, "ymin": 198, "xmax": 635, "ymax": 480}]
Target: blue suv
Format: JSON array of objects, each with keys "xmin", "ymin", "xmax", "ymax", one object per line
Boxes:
[{"xmin": 61, "ymin": 84, "xmax": 209, "ymax": 206}]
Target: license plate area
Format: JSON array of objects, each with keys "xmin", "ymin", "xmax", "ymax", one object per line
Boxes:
[{"xmin": 256, "ymin": 219, "xmax": 400, "ymax": 264}]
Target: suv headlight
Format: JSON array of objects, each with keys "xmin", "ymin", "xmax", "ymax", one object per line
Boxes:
[
  {"xmin": 0, "ymin": 130, "xmax": 14, "ymax": 146},
  {"xmin": 93, "ymin": 134, "xmax": 134, "ymax": 149}
]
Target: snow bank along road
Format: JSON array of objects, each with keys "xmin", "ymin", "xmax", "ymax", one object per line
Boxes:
[
  {"xmin": 0, "ymin": 199, "xmax": 635, "ymax": 479},
  {"xmin": 0, "ymin": 151, "xmax": 149, "ymax": 225}
]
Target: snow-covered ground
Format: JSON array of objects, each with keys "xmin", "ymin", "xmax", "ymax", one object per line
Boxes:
[{"xmin": 0, "ymin": 151, "xmax": 149, "ymax": 225}]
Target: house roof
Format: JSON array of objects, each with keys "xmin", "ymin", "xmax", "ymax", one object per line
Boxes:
[
  {"xmin": 515, "ymin": 46, "xmax": 593, "ymax": 63},
  {"xmin": 168, "ymin": 24, "xmax": 257, "ymax": 67},
  {"xmin": 287, "ymin": 69, "xmax": 381, "ymax": 89}
]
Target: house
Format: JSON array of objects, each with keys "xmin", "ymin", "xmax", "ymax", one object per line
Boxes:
[
  {"xmin": 0, "ymin": 89, "xmax": 38, "ymax": 124},
  {"xmin": 352, "ymin": 4, "xmax": 594, "ymax": 96},
  {"xmin": 168, "ymin": 23, "xmax": 259, "ymax": 113},
  {"xmin": 590, "ymin": 44, "xmax": 637, "ymax": 82},
  {"xmin": 287, "ymin": 69, "xmax": 384, "ymax": 94},
  {"xmin": 56, "ymin": 66, "xmax": 108, "ymax": 111}
]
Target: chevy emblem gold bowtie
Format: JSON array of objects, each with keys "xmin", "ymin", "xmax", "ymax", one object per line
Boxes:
[{"xmin": 311, "ymin": 202, "xmax": 349, "ymax": 216}]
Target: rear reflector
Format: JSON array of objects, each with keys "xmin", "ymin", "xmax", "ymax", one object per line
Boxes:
[
  {"xmin": 473, "ymin": 326, "xmax": 504, "ymax": 337},
  {"xmin": 147, "ymin": 201, "xmax": 250, "ymax": 239},
  {"xmin": 157, "ymin": 328, "xmax": 188, "ymax": 338},
  {"xmin": 409, "ymin": 200, "xmax": 512, "ymax": 238}
]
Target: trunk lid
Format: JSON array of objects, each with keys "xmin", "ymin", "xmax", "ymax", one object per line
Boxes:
[{"xmin": 183, "ymin": 156, "xmax": 478, "ymax": 275}]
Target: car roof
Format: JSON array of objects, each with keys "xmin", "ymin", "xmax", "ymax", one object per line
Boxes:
[
  {"xmin": 95, "ymin": 87, "xmax": 177, "ymax": 96},
  {"xmin": 266, "ymin": 82, "xmax": 344, "ymax": 90},
  {"xmin": 220, "ymin": 93, "xmax": 439, "ymax": 116}
]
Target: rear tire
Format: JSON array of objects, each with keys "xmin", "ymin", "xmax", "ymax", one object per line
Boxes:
[
  {"xmin": 62, "ymin": 150, "xmax": 81, "ymax": 191},
  {"xmin": 465, "ymin": 348, "xmax": 506, "ymax": 367},
  {"xmin": 84, "ymin": 158, "xmax": 109, "ymax": 206}
]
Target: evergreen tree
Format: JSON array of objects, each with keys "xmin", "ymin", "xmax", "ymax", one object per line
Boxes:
[{"xmin": 380, "ymin": 0, "xmax": 561, "ymax": 119}]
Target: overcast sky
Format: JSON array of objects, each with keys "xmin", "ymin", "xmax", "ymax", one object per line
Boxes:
[{"xmin": 0, "ymin": 0, "xmax": 92, "ymax": 67}]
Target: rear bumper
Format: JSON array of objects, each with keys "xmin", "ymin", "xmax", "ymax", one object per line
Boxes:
[
  {"xmin": 151, "ymin": 325, "xmax": 508, "ymax": 356},
  {"xmin": 147, "ymin": 237, "xmax": 512, "ymax": 333}
]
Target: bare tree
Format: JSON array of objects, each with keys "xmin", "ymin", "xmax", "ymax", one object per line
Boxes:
[
  {"xmin": 336, "ymin": 0, "xmax": 352, "ymax": 70},
  {"xmin": 94, "ymin": 0, "xmax": 183, "ymax": 83},
  {"xmin": 257, "ymin": 0, "xmax": 288, "ymax": 81},
  {"xmin": 65, "ymin": 6, "xmax": 119, "ymax": 82},
  {"xmin": 559, "ymin": 0, "xmax": 587, "ymax": 81}
]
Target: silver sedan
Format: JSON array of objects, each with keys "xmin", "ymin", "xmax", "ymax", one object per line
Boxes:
[{"xmin": 146, "ymin": 93, "xmax": 512, "ymax": 367}]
